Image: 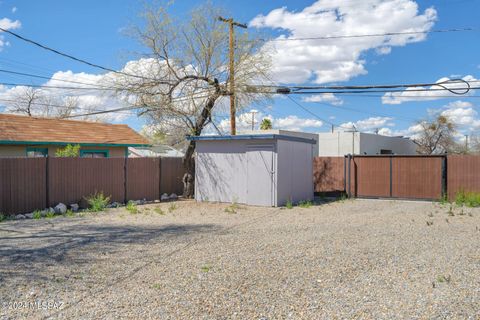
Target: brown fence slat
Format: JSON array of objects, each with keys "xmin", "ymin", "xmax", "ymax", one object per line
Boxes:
[
  {"xmin": 447, "ymin": 155, "xmax": 480, "ymax": 200},
  {"xmin": 48, "ymin": 158, "xmax": 125, "ymax": 207},
  {"xmin": 313, "ymin": 157, "xmax": 344, "ymax": 192},
  {"xmin": 392, "ymin": 157, "xmax": 442, "ymax": 200},
  {"xmin": 160, "ymin": 157, "xmax": 184, "ymax": 196},
  {"xmin": 126, "ymin": 157, "xmax": 160, "ymax": 201},
  {"xmin": 0, "ymin": 158, "xmax": 47, "ymax": 214},
  {"xmin": 351, "ymin": 157, "xmax": 390, "ymax": 197}
]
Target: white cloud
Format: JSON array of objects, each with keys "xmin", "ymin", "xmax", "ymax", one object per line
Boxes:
[
  {"xmin": 11, "ymin": 7, "xmax": 17, "ymax": 14},
  {"xmin": 439, "ymin": 100, "xmax": 480, "ymax": 131},
  {"xmin": 211, "ymin": 110, "xmax": 324, "ymax": 134},
  {"xmin": 302, "ymin": 93, "xmax": 343, "ymax": 105},
  {"xmin": 250, "ymin": 0, "xmax": 436, "ymax": 84},
  {"xmin": 382, "ymin": 75, "xmax": 478, "ymax": 104},
  {"xmin": 0, "ymin": 17, "xmax": 21, "ymax": 50},
  {"xmin": 339, "ymin": 116, "xmax": 394, "ymax": 132},
  {"xmin": 0, "ymin": 70, "xmax": 131, "ymax": 122}
]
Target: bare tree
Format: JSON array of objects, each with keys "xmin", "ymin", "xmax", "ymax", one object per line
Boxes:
[
  {"xmin": 4, "ymin": 86, "xmax": 82, "ymax": 119},
  {"xmin": 114, "ymin": 3, "xmax": 271, "ymax": 197},
  {"xmin": 7, "ymin": 86, "xmax": 42, "ymax": 116},
  {"xmin": 413, "ymin": 115, "xmax": 456, "ymax": 154}
]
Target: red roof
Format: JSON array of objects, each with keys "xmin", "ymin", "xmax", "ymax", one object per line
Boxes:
[{"xmin": 0, "ymin": 113, "xmax": 149, "ymax": 146}]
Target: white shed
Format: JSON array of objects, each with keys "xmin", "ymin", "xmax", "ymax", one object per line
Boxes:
[{"xmin": 190, "ymin": 134, "xmax": 316, "ymax": 207}]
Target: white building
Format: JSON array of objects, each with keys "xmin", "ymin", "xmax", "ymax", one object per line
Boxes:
[{"xmin": 318, "ymin": 132, "xmax": 417, "ymax": 156}]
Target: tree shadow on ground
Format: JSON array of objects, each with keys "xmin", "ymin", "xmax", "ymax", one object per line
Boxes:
[{"xmin": 0, "ymin": 222, "xmax": 218, "ymax": 283}]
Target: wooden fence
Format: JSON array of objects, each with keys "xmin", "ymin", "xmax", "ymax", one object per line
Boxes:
[
  {"xmin": 0, "ymin": 157, "xmax": 184, "ymax": 215},
  {"xmin": 314, "ymin": 155, "xmax": 480, "ymax": 201}
]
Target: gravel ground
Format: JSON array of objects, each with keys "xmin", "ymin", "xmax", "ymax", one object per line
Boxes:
[{"xmin": 0, "ymin": 199, "xmax": 479, "ymax": 319}]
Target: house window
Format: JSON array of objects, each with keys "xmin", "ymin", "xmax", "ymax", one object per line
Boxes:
[
  {"xmin": 80, "ymin": 150, "xmax": 109, "ymax": 158},
  {"xmin": 380, "ymin": 149, "xmax": 393, "ymax": 155},
  {"xmin": 26, "ymin": 147, "xmax": 48, "ymax": 157}
]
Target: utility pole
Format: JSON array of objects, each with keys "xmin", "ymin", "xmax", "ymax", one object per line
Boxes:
[
  {"xmin": 249, "ymin": 110, "xmax": 258, "ymax": 130},
  {"xmin": 465, "ymin": 134, "xmax": 469, "ymax": 153},
  {"xmin": 219, "ymin": 16, "xmax": 247, "ymax": 135}
]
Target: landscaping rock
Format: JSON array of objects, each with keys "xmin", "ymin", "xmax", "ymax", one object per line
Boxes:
[
  {"xmin": 54, "ymin": 203, "xmax": 67, "ymax": 215},
  {"xmin": 161, "ymin": 193, "xmax": 169, "ymax": 201},
  {"xmin": 25, "ymin": 213, "xmax": 34, "ymax": 219},
  {"xmin": 169, "ymin": 193, "xmax": 178, "ymax": 200},
  {"xmin": 15, "ymin": 214, "xmax": 26, "ymax": 220},
  {"xmin": 70, "ymin": 204, "xmax": 79, "ymax": 212}
]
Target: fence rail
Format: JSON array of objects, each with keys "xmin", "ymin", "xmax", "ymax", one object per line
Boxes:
[
  {"xmin": 0, "ymin": 157, "xmax": 184, "ymax": 215},
  {"xmin": 314, "ymin": 155, "xmax": 480, "ymax": 201}
]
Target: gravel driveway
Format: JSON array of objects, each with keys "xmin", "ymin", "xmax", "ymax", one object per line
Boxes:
[{"xmin": 0, "ymin": 199, "xmax": 479, "ymax": 319}]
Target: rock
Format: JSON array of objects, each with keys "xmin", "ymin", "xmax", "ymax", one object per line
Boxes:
[
  {"xmin": 15, "ymin": 214, "xmax": 26, "ymax": 220},
  {"xmin": 54, "ymin": 203, "xmax": 67, "ymax": 215},
  {"xmin": 107, "ymin": 202, "xmax": 121, "ymax": 208},
  {"xmin": 70, "ymin": 204, "xmax": 79, "ymax": 212},
  {"xmin": 169, "ymin": 193, "xmax": 178, "ymax": 200},
  {"xmin": 25, "ymin": 213, "xmax": 34, "ymax": 219},
  {"xmin": 161, "ymin": 193, "xmax": 169, "ymax": 201}
]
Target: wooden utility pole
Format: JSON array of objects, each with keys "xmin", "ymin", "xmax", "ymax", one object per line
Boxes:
[{"xmin": 219, "ymin": 16, "xmax": 247, "ymax": 135}]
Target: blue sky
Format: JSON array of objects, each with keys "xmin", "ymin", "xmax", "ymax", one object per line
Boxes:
[{"xmin": 0, "ymin": 0, "xmax": 479, "ymax": 137}]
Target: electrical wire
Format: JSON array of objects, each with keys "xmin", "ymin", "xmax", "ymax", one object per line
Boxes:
[
  {"xmin": 0, "ymin": 27, "xmax": 176, "ymax": 84},
  {"xmin": 259, "ymin": 27, "xmax": 477, "ymax": 42}
]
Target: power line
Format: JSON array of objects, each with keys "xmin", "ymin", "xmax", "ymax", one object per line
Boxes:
[
  {"xmin": 0, "ymin": 27, "xmax": 175, "ymax": 84},
  {"xmin": 62, "ymin": 93, "xmax": 214, "ymax": 119},
  {"xmin": 0, "ymin": 68, "xmax": 121, "ymax": 90},
  {"xmin": 260, "ymin": 27, "xmax": 477, "ymax": 42}
]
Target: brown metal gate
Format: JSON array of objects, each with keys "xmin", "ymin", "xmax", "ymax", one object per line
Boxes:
[{"xmin": 313, "ymin": 155, "xmax": 446, "ymax": 200}]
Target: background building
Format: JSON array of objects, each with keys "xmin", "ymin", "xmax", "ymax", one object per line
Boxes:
[{"xmin": 317, "ymin": 132, "xmax": 417, "ymax": 156}]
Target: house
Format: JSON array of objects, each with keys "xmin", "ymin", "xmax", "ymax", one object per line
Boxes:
[
  {"xmin": 0, "ymin": 113, "xmax": 150, "ymax": 157},
  {"xmin": 317, "ymin": 131, "xmax": 416, "ymax": 156},
  {"xmin": 191, "ymin": 133, "xmax": 315, "ymax": 207},
  {"xmin": 128, "ymin": 145, "xmax": 184, "ymax": 158}
]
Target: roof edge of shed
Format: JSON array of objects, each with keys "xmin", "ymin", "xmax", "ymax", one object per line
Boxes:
[{"xmin": 187, "ymin": 134, "xmax": 316, "ymax": 144}]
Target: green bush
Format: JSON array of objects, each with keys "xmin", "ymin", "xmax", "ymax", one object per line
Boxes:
[
  {"xmin": 298, "ymin": 200, "xmax": 313, "ymax": 208},
  {"xmin": 285, "ymin": 199, "xmax": 293, "ymax": 209},
  {"xmin": 64, "ymin": 209, "xmax": 75, "ymax": 217},
  {"xmin": 85, "ymin": 192, "xmax": 110, "ymax": 212},
  {"xmin": 33, "ymin": 210, "xmax": 42, "ymax": 219},
  {"xmin": 0, "ymin": 213, "xmax": 6, "ymax": 222},
  {"xmin": 126, "ymin": 201, "xmax": 139, "ymax": 214},
  {"xmin": 455, "ymin": 190, "xmax": 480, "ymax": 208},
  {"xmin": 55, "ymin": 144, "xmax": 81, "ymax": 157},
  {"xmin": 45, "ymin": 211, "xmax": 56, "ymax": 219}
]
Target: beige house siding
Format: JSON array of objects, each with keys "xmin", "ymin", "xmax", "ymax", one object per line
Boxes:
[{"xmin": 0, "ymin": 145, "xmax": 127, "ymax": 157}]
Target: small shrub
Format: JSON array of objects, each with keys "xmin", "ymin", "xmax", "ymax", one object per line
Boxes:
[
  {"xmin": 298, "ymin": 200, "xmax": 313, "ymax": 208},
  {"xmin": 64, "ymin": 209, "xmax": 75, "ymax": 217},
  {"xmin": 168, "ymin": 203, "xmax": 177, "ymax": 213},
  {"xmin": 126, "ymin": 201, "xmax": 139, "ymax": 214},
  {"xmin": 85, "ymin": 192, "xmax": 110, "ymax": 212},
  {"xmin": 455, "ymin": 190, "xmax": 480, "ymax": 208},
  {"xmin": 285, "ymin": 199, "xmax": 293, "ymax": 209},
  {"xmin": 426, "ymin": 220, "xmax": 433, "ymax": 226},
  {"xmin": 436, "ymin": 274, "xmax": 451, "ymax": 283},
  {"xmin": 33, "ymin": 210, "xmax": 42, "ymax": 219},
  {"xmin": 55, "ymin": 144, "xmax": 81, "ymax": 157},
  {"xmin": 151, "ymin": 283, "xmax": 162, "ymax": 289},
  {"xmin": 201, "ymin": 265, "xmax": 211, "ymax": 273},
  {"xmin": 45, "ymin": 211, "xmax": 56, "ymax": 219},
  {"xmin": 224, "ymin": 202, "xmax": 240, "ymax": 214},
  {"xmin": 439, "ymin": 194, "xmax": 449, "ymax": 205},
  {"xmin": 154, "ymin": 207, "xmax": 165, "ymax": 215},
  {"xmin": 0, "ymin": 213, "xmax": 6, "ymax": 222}
]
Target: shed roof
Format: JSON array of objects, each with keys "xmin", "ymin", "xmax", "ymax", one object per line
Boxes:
[
  {"xmin": 188, "ymin": 134, "xmax": 316, "ymax": 144},
  {"xmin": 0, "ymin": 113, "xmax": 150, "ymax": 147}
]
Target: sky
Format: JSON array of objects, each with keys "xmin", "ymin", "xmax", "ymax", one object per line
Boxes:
[{"xmin": 0, "ymin": 0, "xmax": 479, "ymax": 138}]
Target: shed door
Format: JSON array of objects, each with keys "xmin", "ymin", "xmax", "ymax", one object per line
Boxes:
[{"xmin": 246, "ymin": 144, "xmax": 274, "ymax": 206}]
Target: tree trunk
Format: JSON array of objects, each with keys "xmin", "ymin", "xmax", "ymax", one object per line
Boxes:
[
  {"xmin": 182, "ymin": 140, "xmax": 196, "ymax": 198},
  {"xmin": 181, "ymin": 90, "xmax": 220, "ymax": 198}
]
